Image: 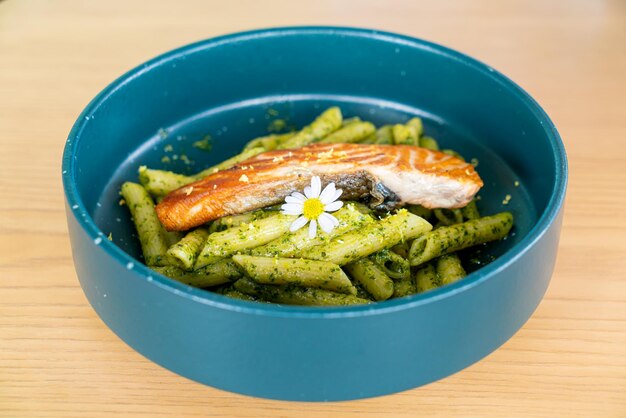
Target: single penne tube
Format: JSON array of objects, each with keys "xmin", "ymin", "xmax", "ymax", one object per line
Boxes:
[
  {"xmin": 407, "ymin": 204, "xmax": 433, "ymax": 220},
  {"xmin": 419, "ymin": 136, "xmax": 439, "ymax": 151},
  {"xmin": 138, "ymin": 166, "xmax": 191, "ymax": 198},
  {"xmin": 415, "ymin": 263, "xmax": 439, "ymax": 293},
  {"xmin": 208, "ymin": 210, "xmax": 274, "ymax": 233},
  {"xmin": 433, "ymin": 208, "xmax": 464, "ymax": 226},
  {"xmin": 163, "ymin": 230, "xmax": 184, "ymax": 247},
  {"xmin": 341, "ymin": 116, "xmax": 362, "ymax": 126},
  {"xmin": 120, "ymin": 182, "xmax": 170, "ymax": 266},
  {"xmin": 166, "ymin": 228, "xmax": 209, "ymax": 270},
  {"xmin": 233, "ymin": 278, "xmax": 370, "ymax": 306},
  {"xmin": 461, "ymin": 199, "xmax": 481, "ymax": 220},
  {"xmin": 317, "ymin": 121, "xmax": 375, "ymax": 144},
  {"xmin": 392, "ymin": 119, "xmax": 420, "ymax": 146},
  {"xmin": 390, "ymin": 242, "xmax": 410, "ymax": 258},
  {"xmin": 278, "ymin": 107, "xmax": 343, "ymax": 149},
  {"xmin": 138, "ymin": 147, "xmax": 265, "ymax": 197},
  {"xmin": 306, "ymin": 209, "xmax": 432, "ymax": 265},
  {"xmin": 369, "ymin": 248, "xmax": 411, "ymax": 280},
  {"xmin": 195, "ymin": 213, "xmax": 295, "ymax": 268},
  {"xmin": 344, "ymin": 258, "xmax": 394, "ymax": 301},
  {"xmin": 242, "ymin": 132, "xmax": 295, "ymax": 152},
  {"xmin": 391, "ymin": 124, "xmax": 413, "ymax": 145},
  {"xmin": 219, "ymin": 288, "xmax": 257, "ymax": 301},
  {"xmin": 406, "ymin": 117, "xmax": 424, "ymax": 138},
  {"xmin": 152, "ymin": 258, "xmax": 241, "ymax": 288},
  {"xmin": 250, "ymin": 203, "xmax": 373, "ymax": 258},
  {"xmin": 232, "ymin": 255, "xmax": 357, "ymax": 295},
  {"xmin": 360, "ymin": 124, "xmax": 393, "ymax": 144},
  {"xmin": 409, "ymin": 212, "xmax": 514, "ymax": 267},
  {"xmin": 392, "ymin": 275, "xmax": 418, "ymax": 298},
  {"xmin": 374, "ymin": 125, "xmax": 394, "ymax": 144},
  {"xmin": 436, "ymin": 254, "xmax": 467, "ymax": 286}
]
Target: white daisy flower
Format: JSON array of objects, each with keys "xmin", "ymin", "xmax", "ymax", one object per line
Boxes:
[{"xmin": 280, "ymin": 176, "xmax": 343, "ymax": 239}]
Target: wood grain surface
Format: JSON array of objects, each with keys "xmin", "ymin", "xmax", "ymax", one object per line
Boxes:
[{"xmin": 1, "ymin": 0, "xmax": 625, "ymax": 416}]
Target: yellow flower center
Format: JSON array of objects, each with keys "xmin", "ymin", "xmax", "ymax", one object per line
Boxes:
[{"xmin": 302, "ymin": 198, "xmax": 324, "ymax": 220}]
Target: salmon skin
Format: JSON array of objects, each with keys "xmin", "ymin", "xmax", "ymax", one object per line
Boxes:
[{"xmin": 156, "ymin": 143, "xmax": 483, "ymax": 231}]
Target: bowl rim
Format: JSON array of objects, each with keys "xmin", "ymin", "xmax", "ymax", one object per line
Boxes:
[{"xmin": 62, "ymin": 26, "xmax": 568, "ymax": 319}]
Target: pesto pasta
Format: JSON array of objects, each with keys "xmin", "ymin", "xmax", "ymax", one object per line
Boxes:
[
  {"xmin": 414, "ymin": 263, "xmax": 439, "ymax": 293},
  {"xmin": 233, "ymin": 277, "xmax": 370, "ymax": 306},
  {"xmin": 195, "ymin": 213, "xmax": 295, "ymax": 268},
  {"xmin": 233, "ymin": 255, "xmax": 357, "ymax": 295},
  {"xmin": 369, "ymin": 249, "xmax": 411, "ymax": 281},
  {"xmin": 344, "ymin": 258, "xmax": 394, "ymax": 301},
  {"xmin": 121, "ymin": 182, "xmax": 170, "ymax": 266},
  {"xmin": 318, "ymin": 121, "xmax": 375, "ymax": 144},
  {"xmin": 277, "ymin": 106, "xmax": 343, "ymax": 149},
  {"xmin": 249, "ymin": 203, "xmax": 373, "ymax": 258},
  {"xmin": 166, "ymin": 228, "xmax": 209, "ymax": 270},
  {"xmin": 152, "ymin": 258, "xmax": 241, "ymax": 288},
  {"xmin": 305, "ymin": 210, "xmax": 432, "ymax": 265},
  {"xmin": 121, "ymin": 107, "xmax": 515, "ymax": 306},
  {"xmin": 408, "ymin": 212, "xmax": 514, "ymax": 267},
  {"xmin": 436, "ymin": 254, "xmax": 467, "ymax": 286}
]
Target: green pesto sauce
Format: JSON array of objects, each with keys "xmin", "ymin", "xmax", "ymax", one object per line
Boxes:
[{"xmin": 192, "ymin": 135, "xmax": 213, "ymax": 152}]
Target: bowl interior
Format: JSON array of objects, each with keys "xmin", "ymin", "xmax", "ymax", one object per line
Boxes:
[{"xmin": 68, "ymin": 28, "xmax": 561, "ymax": 298}]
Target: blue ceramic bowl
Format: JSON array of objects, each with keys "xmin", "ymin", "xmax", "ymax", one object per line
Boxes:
[{"xmin": 63, "ymin": 27, "xmax": 567, "ymax": 401}]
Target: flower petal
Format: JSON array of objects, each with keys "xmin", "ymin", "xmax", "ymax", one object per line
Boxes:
[
  {"xmin": 303, "ymin": 186, "xmax": 313, "ymax": 198},
  {"xmin": 308, "ymin": 219, "xmax": 318, "ymax": 239},
  {"xmin": 332, "ymin": 188, "xmax": 343, "ymax": 202},
  {"xmin": 324, "ymin": 200, "xmax": 343, "ymax": 212},
  {"xmin": 281, "ymin": 203, "xmax": 304, "ymax": 215},
  {"xmin": 318, "ymin": 212, "xmax": 336, "ymax": 233},
  {"xmin": 310, "ymin": 176, "xmax": 322, "ymax": 198},
  {"xmin": 292, "ymin": 191, "xmax": 307, "ymax": 201},
  {"xmin": 319, "ymin": 182, "xmax": 336, "ymax": 204},
  {"xmin": 285, "ymin": 194, "xmax": 306, "ymax": 204},
  {"xmin": 290, "ymin": 216, "xmax": 308, "ymax": 232},
  {"xmin": 282, "ymin": 209, "xmax": 303, "ymax": 216}
]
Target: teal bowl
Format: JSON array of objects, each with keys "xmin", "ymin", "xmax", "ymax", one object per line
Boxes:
[{"xmin": 62, "ymin": 27, "xmax": 567, "ymax": 401}]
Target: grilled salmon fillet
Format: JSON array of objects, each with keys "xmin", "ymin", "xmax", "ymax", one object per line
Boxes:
[{"xmin": 156, "ymin": 143, "xmax": 483, "ymax": 231}]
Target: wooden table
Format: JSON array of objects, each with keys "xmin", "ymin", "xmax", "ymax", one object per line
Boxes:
[{"xmin": 1, "ymin": 1, "xmax": 625, "ymax": 416}]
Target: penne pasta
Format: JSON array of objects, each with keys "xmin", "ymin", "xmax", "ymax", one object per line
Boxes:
[
  {"xmin": 344, "ymin": 258, "xmax": 394, "ymax": 301},
  {"xmin": 138, "ymin": 147, "xmax": 265, "ymax": 197},
  {"xmin": 369, "ymin": 248, "xmax": 411, "ymax": 280},
  {"xmin": 120, "ymin": 182, "xmax": 170, "ymax": 266},
  {"xmin": 433, "ymin": 208, "xmax": 464, "ymax": 226},
  {"xmin": 208, "ymin": 210, "xmax": 274, "ymax": 233},
  {"xmin": 233, "ymin": 255, "xmax": 357, "ymax": 295},
  {"xmin": 461, "ymin": 199, "xmax": 481, "ymax": 220},
  {"xmin": 436, "ymin": 254, "xmax": 467, "ymax": 286},
  {"xmin": 419, "ymin": 135, "xmax": 439, "ymax": 151},
  {"xmin": 138, "ymin": 166, "xmax": 190, "ymax": 198},
  {"xmin": 277, "ymin": 107, "xmax": 343, "ymax": 149},
  {"xmin": 415, "ymin": 263, "xmax": 439, "ymax": 293},
  {"xmin": 242, "ymin": 132, "xmax": 295, "ymax": 152},
  {"xmin": 152, "ymin": 258, "xmax": 241, "ymax": 288},
  {"xmin": 195, "ymin": 213, "xmax": 295, "ymax": 268},
  {"xmin": 233, "ymin": 278, "xmax": 370, "ymax": 306},
  {"xmin": 249, "ymin": 203, "xmax": 373, "ymax": 258},
  {"xmin": 123, "ymin": 106, "xmax": 514, "ymax": 305},
  {"xmin": 306, "ymin": 209, "xmax": 432, "ymax": 265},
  {"xmin": 409, "ymin": 212, "xmax": 514, "ymax": 267},
  {"xmin": 318, "ymin": 121, "xmax": 375, "ymax": 144},
  {"xmin": 166, "ymin": 228, "xmax": 209, "ymax": 270}
]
